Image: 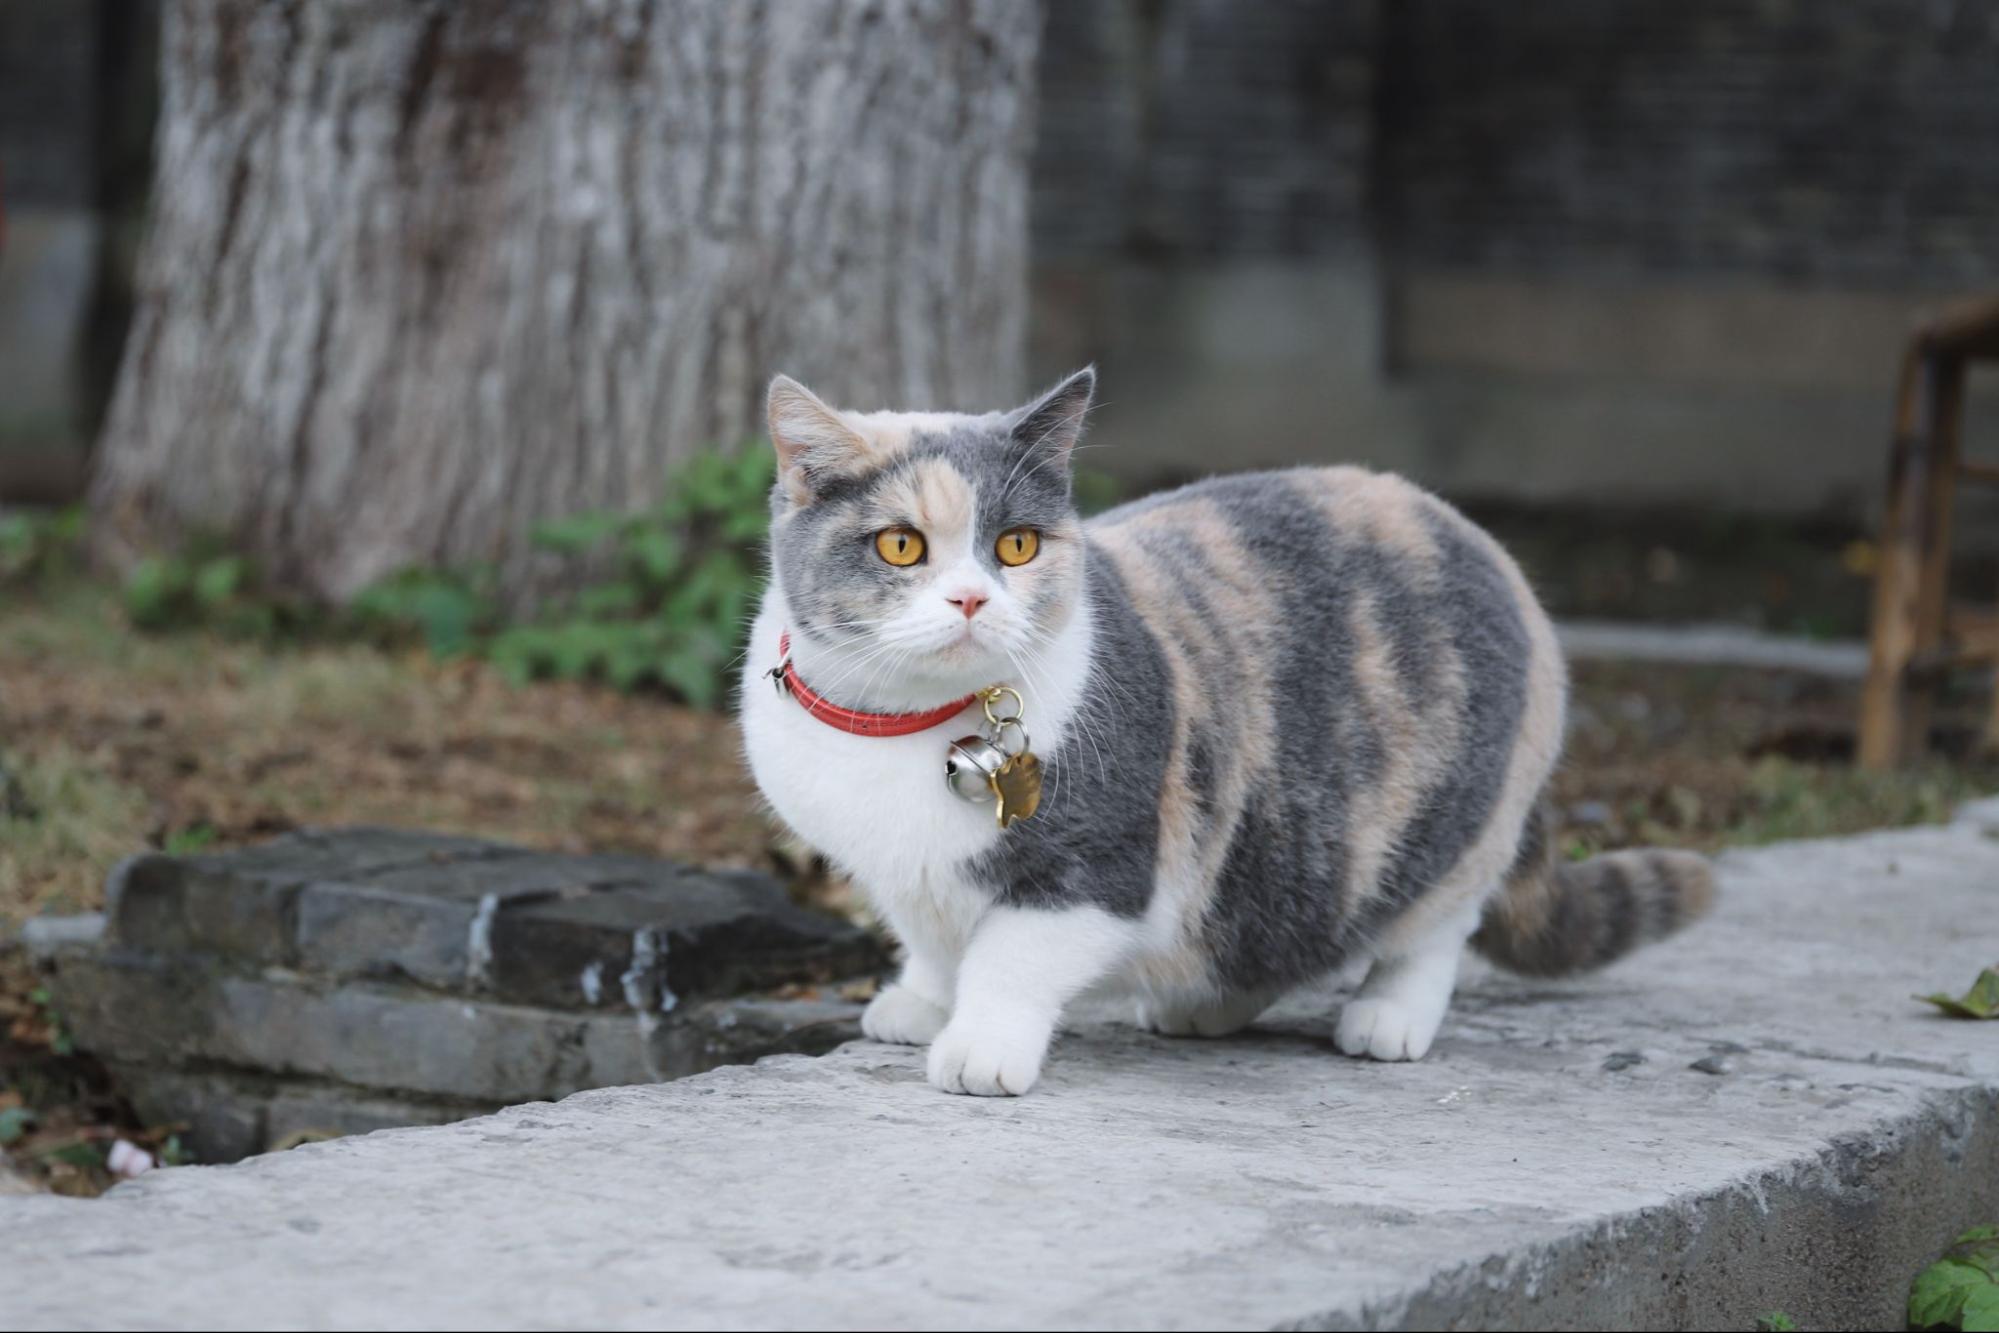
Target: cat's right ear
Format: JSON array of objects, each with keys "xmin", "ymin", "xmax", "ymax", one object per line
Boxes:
[{"xmin": 767, "ymin": 376, "xmax": 876, "ymax": 507}]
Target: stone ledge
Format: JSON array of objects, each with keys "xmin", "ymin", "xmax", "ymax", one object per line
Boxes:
[{"xmin": 6, "ymin": 811, "xmax": 1999, "ymax": 1329}]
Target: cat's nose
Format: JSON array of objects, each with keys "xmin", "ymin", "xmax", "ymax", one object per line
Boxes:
[{"xmin": 947, "ymin": 590, "xmax": 988, "ymax": 620}]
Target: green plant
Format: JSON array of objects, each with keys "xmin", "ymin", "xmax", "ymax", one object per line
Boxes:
[
  {"xmin": 1753, "ymin": 1313, "xmax": 1798, "ymax": 1332},
  {"xmin": 484, "ymin": 447, "xmax": 774, "ymax": 707},
  {"xmin": 0, "ymin": 1105, "xmax": 35, "ymax": 1146},
  {"xmin": 28, "ymin": 987, "xmax": 73, "ymax": 1057},
  {"xmin": 42, "ymin": 1140, "xmax": 102, "ymax": 1170},
  {"xmin": 346, "ymin": 446, "xmax": 773, "ymax": 707},
  {"xmin": 348, "ymin": 566, "xmax": 498, "ymax": 658},
  {"xmin": 163, "ymin": 823, "xmax": 219, "ymax": 856},
  {"xmin": 123, "ymin": 541, "xmax": 290, "ymax": 638},
  {"xmin": 0, "ymin": 505, "xmax": 85, "ymax": 585},
  {"xmin": 1912, "ymin": 1226, "xmax": 1999, "ymax": 1331}
]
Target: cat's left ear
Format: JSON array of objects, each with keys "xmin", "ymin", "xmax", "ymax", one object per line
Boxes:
[{"xmin": 1007, "ymin": 367, "xmax": 1096, "ymax": 466}]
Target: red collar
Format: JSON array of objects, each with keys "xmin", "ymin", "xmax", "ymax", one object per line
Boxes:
[{"xmin": 773, "ymin": 631, "xmax": 980, "ymax": 737}]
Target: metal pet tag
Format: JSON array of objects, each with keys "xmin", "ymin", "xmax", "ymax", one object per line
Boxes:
[{"xmin": 944, "ymin": 686, "xmax": 1041, "ymax": 828}]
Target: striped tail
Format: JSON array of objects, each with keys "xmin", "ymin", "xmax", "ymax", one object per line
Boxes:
[{"xmin": 1472, "ymin": 805, "xmax": 1717, "ymax": 976}]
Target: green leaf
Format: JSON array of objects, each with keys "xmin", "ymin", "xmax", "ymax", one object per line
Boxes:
[
  {"xmin": 530, "ymin": 512, "xmax": 622, "ymax": 554},
  {"xmin": 192, "ymin": 555, "xmax": 246, "ymax": 608},
  {"xmin": 1962, "ymin": 1283, "xmax": 1999, "ymax": 1332},
  {"xmin": 577, "ymin": 581, "xmax": 643, "ymax": 620},
  {"xmin": 1917, "ymin": 967, "xmax": 1999, "ymax": 1020},
  {"xmin": 0, "ymin": 1106, "xmax": 35, "ymax": 1145},
  {"xmin": 720, "ymin": 507, "xmax": 770, "ymax": 542},
  {"xmin": 603, "ymin": 642, "xmax": 654, "ymax": 692},
  {"xmin": 412, "ymin": 584, "xmax": 484, "ymax": 657},
  {"xmin": 623, "ymin": 529, "xmax": 682, "ymax": 585},
  {"xmin": 123, "ymin": 557, "xmax": 183, "ymax": 629},
  {"xmin": 45, "ymin": 1141, "xmax": 102, "ymax": 1169},
  {"xmin": 1753, "ymin": 1314, "xmax": 1797, "ymax": 1333},
  {"xmin": 1913, "ymin": 1258, "xmax": 1992, "ymax": 1328},
  {"xmin": 165, "ymin": 824, "xmax": 218, "ymax": 855},
  {"xmin": 656, "ymin": 647, "xmax": 720, "ymax": 709},
  {"xmin": 1949, "ymin": 1228, "xmax": 1999, "ymax": 1281}
]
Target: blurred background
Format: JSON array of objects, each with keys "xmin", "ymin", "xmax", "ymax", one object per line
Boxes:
[{"xmin": 3, "ymin": 0, "xmax": 1998, "ymax": 1190}]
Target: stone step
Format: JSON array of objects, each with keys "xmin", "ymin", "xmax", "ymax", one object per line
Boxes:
[
  {"xmin": 106, "ymin": 827, "xmax": 881, "ymax": 1005},
  {"xmin": 6, "ymin": 805, "xmax": 1998, "ymax": 1330},
  {"xmin": 32, "ymin": 828, "xmax": 884, "ymax": 1161}
]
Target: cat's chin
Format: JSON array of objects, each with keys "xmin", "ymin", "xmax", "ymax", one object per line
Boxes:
[{"xmin": 905, "ymin": 633, "xmax": 1018, "ymax": 693}]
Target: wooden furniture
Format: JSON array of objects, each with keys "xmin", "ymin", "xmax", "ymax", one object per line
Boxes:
[{"xmin": 1858, "ymin": 295, "xmax": 1999, "ymax": 768}]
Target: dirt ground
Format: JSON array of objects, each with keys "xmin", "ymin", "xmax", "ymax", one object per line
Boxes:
[{"xmin": 3, "ymin": 576, "xmax": 1996, "ymax": 1191}]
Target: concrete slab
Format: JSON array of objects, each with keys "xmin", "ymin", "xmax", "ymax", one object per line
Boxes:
[{"xmin": 6, "ymin": 809, "xmax": 1999, "ymax": 1331}]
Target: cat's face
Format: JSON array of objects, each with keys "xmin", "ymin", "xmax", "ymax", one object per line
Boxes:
[{"xmin": 766, "ymin": 370, "xmax": 1095, "ymax": 697}]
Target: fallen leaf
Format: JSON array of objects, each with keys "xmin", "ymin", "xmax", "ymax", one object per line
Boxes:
[{"xmin": 1917, "ymin": 967, "xmax": 1999, "ymax": 1020}]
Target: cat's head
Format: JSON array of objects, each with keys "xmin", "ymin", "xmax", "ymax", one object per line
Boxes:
[{"xmin": 764, "ymin": 368, "xmax": 1096, "ymax": 701}]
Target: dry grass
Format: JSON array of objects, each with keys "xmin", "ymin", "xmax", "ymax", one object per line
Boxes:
[
  {"xmin": 1549, "ymin": 658, "xmax": 1999, "ymax": 857},
  {"xmin": 0, "ymin": 579, "xmax": 774, "ymax": 932}
]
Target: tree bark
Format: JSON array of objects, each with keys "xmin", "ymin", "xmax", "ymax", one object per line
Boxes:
[{"xmin": 94, "ymin": 0, "xmax": 1038, "ymax": 602}]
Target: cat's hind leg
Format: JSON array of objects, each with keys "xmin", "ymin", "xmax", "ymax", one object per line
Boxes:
[
  {"xmin": 1335, "ymin": 902, "xmax": 1481, "ymax": 1062},
  {"xmin": 1137, "ymin": 987, "xmax": 1278, "ymax": 1038}
]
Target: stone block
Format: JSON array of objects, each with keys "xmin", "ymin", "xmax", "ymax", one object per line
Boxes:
[
  {"xmin": 106, "ymin": 828, "xmax": 882, "ymax": 1007},
  {"xmin": 263, "ymin": 1088, "xmax": 492, "ymax": 1150},
  {"xmin": 106, "ymin": 851, "xmax": 302, "ymax": 966},
  {"xmin": 42, "ymin": 826, "xmax": 879, "ymax": 1164},
  {"xmin": 47, "ymin": 946, "xmax": 864, "ymax": 1110},
  {"xmin": 114, "ymin": 1068, "xmax": 269, "ymax": 1165},
  {"xmin": 486, "ymin": 870, "xmax": 883, "ymax": 1011}
]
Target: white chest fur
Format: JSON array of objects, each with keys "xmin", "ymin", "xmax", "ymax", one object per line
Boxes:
[{"xmin": 737, "ymin": 590, "xmax": 1094, "ymax": 909}]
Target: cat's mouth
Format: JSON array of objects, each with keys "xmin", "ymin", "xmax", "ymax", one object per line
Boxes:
[{"xmin": 923, "ymin": 621, "xmax": 1004, "ymax": 665}]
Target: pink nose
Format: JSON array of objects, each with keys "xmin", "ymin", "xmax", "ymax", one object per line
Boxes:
[{"xmin": 947, "ymin": 590, "xmax": 988, "ymax": 620}]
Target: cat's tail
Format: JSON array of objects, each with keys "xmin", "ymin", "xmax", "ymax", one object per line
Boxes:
[{"xmin": 1470, "ymin": 805, "xmax": 1716, "ymax": 976}]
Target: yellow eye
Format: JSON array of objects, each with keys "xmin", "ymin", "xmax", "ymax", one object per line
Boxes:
[
  {"xmin": 995, "ymin": 528, "xmax": 1040, "ymax": 567},
  {"xmin": 874, "ymin": 528, "xmax": 926, "ymax": 567}
]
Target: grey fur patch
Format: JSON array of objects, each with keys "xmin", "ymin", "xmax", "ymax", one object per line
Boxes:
[{"xmin": 968, "ymin": 552, "xmax": 1173, "ymax": 915}]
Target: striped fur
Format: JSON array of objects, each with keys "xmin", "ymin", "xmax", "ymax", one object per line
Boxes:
[
  {"xmin": 1473, "ymin": 805, "xmax": 1717, "ymax": 976},
  {"xmin": 741, "ymin": 369, "xmax": 1718, "ymax": 1094}
]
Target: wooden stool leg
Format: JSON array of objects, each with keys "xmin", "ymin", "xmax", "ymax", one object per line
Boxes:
[
  {"xmin": 1902, "ymin": 356, "xmax": 1966, "ymax": 759},
  {"xmin": 1860, "ymin": 352, "xmax": 1932, "ymax": 769},
  {"xmin": 1984, "ymin": 662, "xmax": 1999, "ymax": 758}
]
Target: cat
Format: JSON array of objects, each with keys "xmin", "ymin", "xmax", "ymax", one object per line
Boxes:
[{"xmin": 739, "ymin": 368, "xmax": 1714, "ymax": 1097}]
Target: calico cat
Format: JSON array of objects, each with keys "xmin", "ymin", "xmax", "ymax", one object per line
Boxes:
[{"xmin": 740, "ymin": 368, "xmax": 1713, "ymax": 1096}]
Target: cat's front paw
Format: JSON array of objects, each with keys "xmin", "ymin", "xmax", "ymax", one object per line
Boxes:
[
  {"xmin": 861, "ymin": 984, "xmax": 949, "ymax": 1046},
  {"xmin": 926, "ymin": 1013, "xmax": 1051, "ymax": 1096},
  {"xmin": 1334, "ymin": 997, "xmax": 1440, "ymax": 1062}
]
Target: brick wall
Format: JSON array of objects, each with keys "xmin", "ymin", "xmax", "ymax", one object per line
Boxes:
[
  {"xmin": 0, "ymin": 2, "xmax": 100, "ymax": 209},
  {"xmin": 1034, "ymin": 0, "xmax": 1379, "ymax": 260},
  {"xmin": 1036, "ymin": 0, "xmax": 1999, "ymax": 285}
]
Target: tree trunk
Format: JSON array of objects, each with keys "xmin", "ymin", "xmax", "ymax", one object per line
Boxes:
[{"xmin": 93, "ymin": 0, "xmax": 1038, "ymax": 602}]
